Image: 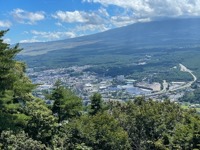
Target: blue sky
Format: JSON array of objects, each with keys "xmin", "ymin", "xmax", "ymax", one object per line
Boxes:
[{"xmin": 1, "ymin": 0, "xmax": 200, "ymax": 44}]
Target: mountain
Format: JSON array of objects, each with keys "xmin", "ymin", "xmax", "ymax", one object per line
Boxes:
[{"xmin": 18, "ymin": 18, "xmax": 200, "ymax": 78}]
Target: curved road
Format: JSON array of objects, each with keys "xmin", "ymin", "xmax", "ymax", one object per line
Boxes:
[
  {"xmin": 146, "ymin": 64, "xmax": 197, "ymax": 97},
  {"xmin": 169, "ymin": 64, "xmax": 197, "ymax": 92}
]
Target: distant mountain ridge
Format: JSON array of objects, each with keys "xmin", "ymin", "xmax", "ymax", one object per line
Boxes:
[
  {"xmin": 20, "ymin": 18, "xmax": 200, "ymax": 56},
  {"xmin": 18, "ymin": 18, "xmax": 200, "ymax": 70}
]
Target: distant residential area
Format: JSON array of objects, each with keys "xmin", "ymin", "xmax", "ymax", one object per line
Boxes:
[{"xmin": 28, "ymin": 63, "xmax": 200, "ymax": 111}]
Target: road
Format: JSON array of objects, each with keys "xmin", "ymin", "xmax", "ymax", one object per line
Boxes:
[
  {"xmin": 146, "ymin": 64, "xmax": 197, "ymax": 97},
  {"xmin": 169, "ymin": 64, "xmax": 197, "ymax": 92},
  {"xmin": 146, "ymin": 80, "xmax": 168, "ymax": 96}
]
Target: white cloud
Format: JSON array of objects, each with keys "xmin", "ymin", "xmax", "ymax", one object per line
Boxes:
[
  {"xmin": 52, "ymin": 10, "xmax": 107, "ymax": 25},
  {"xmin": 98, "ymin": 7, "xmax": 109, "ymax": 17},
  {"xmin": 83, "ymin": 0, "xmax": 200, "ymax": 18},
  {"xmin": 75, "ymin": 24, "xmax": 109, "ymax": 32},
  {"xmin": 52, "ymin": 9, "xmax": 111, "ymax": 37},
  {"xmin": 110, "ymin": 15, "xmax": 151, "ymax": 27},
  {"xmin": 0, "ymin": 20, "xmax": 12, "ymax": 28},
  {"xmin": 52, "ymin": 9, "xmax": 111, "ymax": 36},
  {"xmin": 20, "ymin": 30, "xmax": 77, "ymax": 43},
  {"xmin": 19, "ymin": 39, "xmax": 40, "ymax": 43},
  {"xmin": 81, "ymin": 0, "xmax": 200, "ymax": 29},
  {"xmin": 110, "ymin": 16, "xmax": 136, "ymax": 27},
  {"xmin": 11, "ymin": 8, "xmax": 45, "ymax": 24},
  {"xmin": 30, "ymin": 30, "xmax": 76, "ymax": 40},
  {"xmin": 3, "ymin": 38, "xmax": 11, "ymax": 44},
  {"xmin": 52, "ymin": 10, "xmax": 88, "ymax": 23}
]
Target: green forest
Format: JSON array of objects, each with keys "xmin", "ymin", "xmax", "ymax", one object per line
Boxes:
[{"xmin": 1, "ymin": 30, "xmax": 200, "ymax": 150}]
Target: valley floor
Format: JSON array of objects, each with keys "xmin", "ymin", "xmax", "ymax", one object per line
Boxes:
[{"xmin": 28, "ymin": 63, "xmax": 198, "ymax": 105}]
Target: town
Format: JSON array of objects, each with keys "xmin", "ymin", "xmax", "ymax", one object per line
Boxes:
[{"xmin": 27, "ymin": 64, "xmax": 196, "ymax": 106}]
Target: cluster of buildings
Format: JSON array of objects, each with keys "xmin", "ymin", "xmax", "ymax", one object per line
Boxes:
[
  {"xmin": 27, "ymin": 66, "xmax": 158, "ymax": 103},
  {"xmin": 27, "ymin": 64, "xmax": 195, "ymax": 104}
]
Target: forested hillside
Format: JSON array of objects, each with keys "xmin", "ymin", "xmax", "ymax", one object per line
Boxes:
[
  {"xmin": 1, "ymin": 30, "xmax": 200, "ymax": 149},
  {"xmin": 18, "ymin": 18, "xmax": 200, "ymax": 81}
]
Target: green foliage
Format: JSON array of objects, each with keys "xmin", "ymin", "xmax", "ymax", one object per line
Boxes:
[
  {"xmin": 51, "ymin": 128, "xmax": 71, "ymax": 149},
  {"xmin": 13, "ymin": 62, "xmax": 36, "ymax": 98},
  {"xmin": 0, "ymin": 30, "xmax": 21, "ymax": 93},
  {"xmin": 0, "ymin": 130, "xmax": 48, "ymax": 150},
  {"xmin": 0, "ymin": 30, "xmax": 35, "ymax": 98},
  {"xmin": 0, "ymin": 30, "xmax": 36, "ymax": 132},
  {"xmin": 25, "ymin": 98, "xmax": 57, "ymax": 143},
  {"xmin": 110, "ymin": 97, "xmax": 200, "ymax": 150},
  {"xmin": 51, "ymin": 81, "xmax": 83, "ymax": 122},
  {"xmin": 0, "ymin": 90, "xmax": 31, "ymax": 131},
  {"xmin": 180, "ymin": 88, "xmax": 200, "ymax": 103},
  {"xmin": 66, "ymin": 113, "xmax": 131, "ymax": 150},
  {"xmin": 89, "ymin": 93, "xmax": 103, "ymax": 115},
  {"xmin": 75, "ymin": 143, "xmax": 92, "ymax": 150}
]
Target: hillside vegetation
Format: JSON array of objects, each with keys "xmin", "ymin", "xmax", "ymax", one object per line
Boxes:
[
  {"xmin": 2, "ymin": 30, "xmax": 200, "ymax": 149},
  {"xmin": 18, "ymin": 18, "xmax": 200, "ymax": 81}
]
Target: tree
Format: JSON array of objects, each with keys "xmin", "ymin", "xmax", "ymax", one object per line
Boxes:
[
  {"xmin": 66, "ymin": 113, "xmax": 131, "ymax": 150},
  {"xmin": 25, "ymin": 98, "xmax": 57, "ymax": 144},
  {"xmin": 0, "ymin": 30, "xmax": 35, "ymax": 96},
  {"xmin": 0, "ymin": 30, "xmax": 21, "ymax": 93},
  {"xmin": 0, "ymin": 30, "xmax": 35, "ymax": 132},
  {"xmin": 51, "ymin": 81, "xmax": 82, "ymax": 122},
  {"xmin": 110, "ymin": 97, "xmax": 200, "ymax": 150},
  {"xmin": 180, "ymin": 87, "xmax": 200, "ymax": 103},
  {"xmin": 0, "ymin": 130, "xmax": 48, "ymax": 150},
  {"xmin": 90, "ymin": 93, "xmax": 103, "ymax": 115}
]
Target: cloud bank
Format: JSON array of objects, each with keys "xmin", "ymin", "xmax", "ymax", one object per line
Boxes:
[
  {"xmin": 20, "ymin": 30, "xmax": 76, "ymax": 43},
  {"xmin": 11, "ymin": 9, "xmax": 45, "ymax": 24},
  {"xmin": 52, "ymin": 9, "xmax": 108, "ymax": 25},
  {"xmin": 83, "ymin": 0, "xmax": 200, "ymax": 18}
]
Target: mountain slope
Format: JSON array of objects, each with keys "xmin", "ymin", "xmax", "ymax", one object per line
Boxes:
[
  {"xmin": 18, "ymin": 18, "xmax": 200, "ymax": 79},
  {"xmin": 20, "ymin": 18, "xmax": 200, "ymax": 56}
]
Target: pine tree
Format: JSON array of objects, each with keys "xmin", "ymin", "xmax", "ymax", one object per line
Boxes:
[
  {"xmin": 0, "ymin": 30, "xmax": 21, "ymax": 93},
  {"xmin": 51, "ymin": 80, "xmax": 82, "ymax": 122},
  {"xmin": 0, "ymin": 30, "xmax": 35, "ymax": 131}
]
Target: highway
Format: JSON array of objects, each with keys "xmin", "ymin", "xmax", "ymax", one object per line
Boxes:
[
  {"xmin": 169, "ymin": 64, "xmax": 197, "ymax": 92},
  {"xmin": 146, "ymin": 64, "xmax": 197, "ymax": 97}
]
